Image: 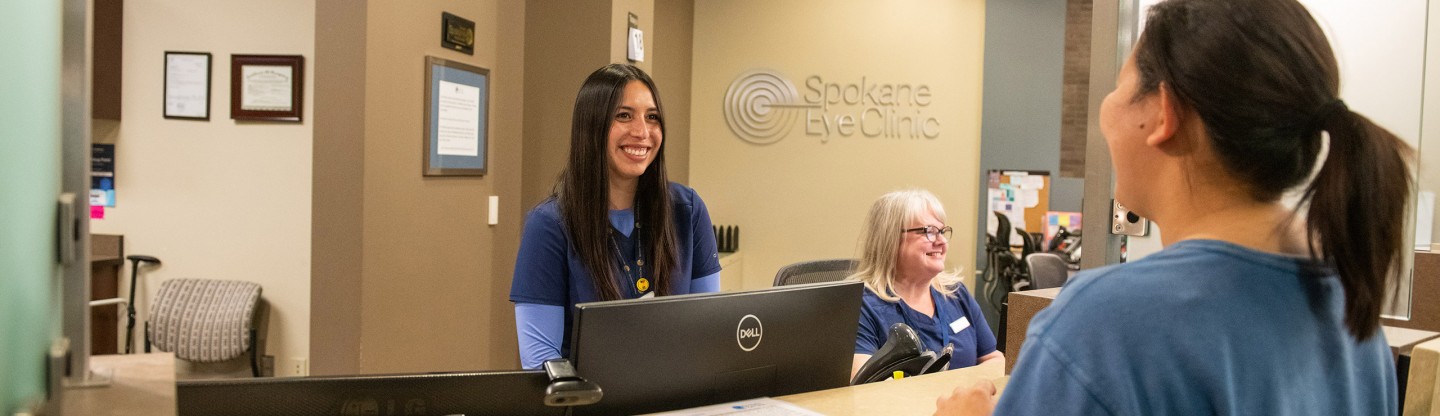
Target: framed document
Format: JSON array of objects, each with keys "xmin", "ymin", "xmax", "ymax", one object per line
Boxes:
[
  {"xmin": 164, "ymin": 51, "xmax": 211, "ymax": 120},
  {"xmin": 423, "ymin": 56, "xmax": 490, "ymax": 177},
  {"xmin": 230, "ymin": 54, "xmax": 304, "ymax": 122}
]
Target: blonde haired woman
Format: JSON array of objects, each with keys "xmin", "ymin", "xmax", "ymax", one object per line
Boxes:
[{"xmin": 849, "ymin": 190, "xmax": 1002, "ymax": 380}]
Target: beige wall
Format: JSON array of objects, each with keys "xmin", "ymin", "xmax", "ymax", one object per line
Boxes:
[
  {"xmin": 654, "ymin": 0, "xmax": 695, "ymax": 184},
  {"xmin": 1423, "ymin": 0, "xmax": 1440, "ymax": 243},
  {"xmin": 310, "ymin": 0, "xmax": 366, "ymax": 376},
  {"xmin": 333, "ymin": 0, "xmax": 525, "ymax": 374},
  {"xmin": 690, "ymin": 0, "xmax": 986, "ymax": 289},
  {"xmin": 520, "ymin": 0, "xmax": 611, "ymax": 208},
  {"xmin": 91, "ymin": 0, "xmax": 315, "ymax": 374}
]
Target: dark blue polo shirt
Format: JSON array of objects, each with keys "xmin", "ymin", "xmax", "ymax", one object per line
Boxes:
[
  {"xmin": 509, "ymin": 182, "xmax": 723, "ymax": 357},
  {"xmin": 855, "ymin": 283, "xmax": 997, "ymax": 369}
]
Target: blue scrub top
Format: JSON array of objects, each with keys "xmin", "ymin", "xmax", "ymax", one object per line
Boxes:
[
  {"xmin": 995, "ymin": 240, "xmax": 1395, "ymax": 415},
  {"xmin": 855, "ymin": 283, "xmax": 997, "ymax": 369},
  {"xmin": 509, "ymin": 182, "xmax": 723, "ymax": 357}
]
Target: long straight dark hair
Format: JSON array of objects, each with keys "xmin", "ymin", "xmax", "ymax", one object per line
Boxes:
[
  {"xmin": 556, "ymin": 64, "xmax": 678, "ymax": 301},
  {"xmin": 1135, "ymin": 0, "xmax": 1413, "ymax": 339}
]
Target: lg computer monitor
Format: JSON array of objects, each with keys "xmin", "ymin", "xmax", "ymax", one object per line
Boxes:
[
  {"xmin": 569, "ymin": 280, "xmax": 863, "ymax": 415},
  {"xmin": 177, "ymin": 369, "xmax": 563, "ymax": 416}
]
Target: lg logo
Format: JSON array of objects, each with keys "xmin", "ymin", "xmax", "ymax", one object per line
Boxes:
[{"xmin": 736, "ymin": 314, "xmax": 763, "ymax": 351}]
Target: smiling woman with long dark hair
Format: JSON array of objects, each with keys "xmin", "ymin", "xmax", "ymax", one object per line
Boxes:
[{"xmin": 509, "ymin": 64, "xmax": 722, "ymax": 369}]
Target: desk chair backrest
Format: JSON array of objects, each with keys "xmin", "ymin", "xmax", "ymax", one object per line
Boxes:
[
  {"xmin": 773, "ymin": 259, "xmax": 859, "ymax": 286},
  {"xmin": 1025, "ymin": 253, "xmax": 1070, "ymax": 290},
  {"xmin": 147, "ymin": 278, "xmax": 262, "ymax": 363}
]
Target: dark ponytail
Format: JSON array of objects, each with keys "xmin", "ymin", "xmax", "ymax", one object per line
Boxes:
[
  {"xmin": 1137, "ymin": 0, "xmax": 1413, "ymax": 339},
  {"xmin": 1302, "ymin": 105, "xmax": 1413, "ymax": 338}
]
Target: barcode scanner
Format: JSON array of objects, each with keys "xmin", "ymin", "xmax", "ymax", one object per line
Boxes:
[
  {"xmin": 542, "ymin": 359, "xmax": 603, "ymax": 407},
  {"xmin": 851, "ymin": 323, "xmax": 943, "ymax": 385}
]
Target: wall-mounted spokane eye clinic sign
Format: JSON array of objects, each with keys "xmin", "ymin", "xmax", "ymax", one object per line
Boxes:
[{"xmin": 724, "ymin": 69, "xmax": 941, "ymax": 145}]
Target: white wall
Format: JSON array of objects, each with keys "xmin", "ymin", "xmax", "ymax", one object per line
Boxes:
[{"xmin": 91, "ymin": 0, "xmax": 314, "ymax": 375}]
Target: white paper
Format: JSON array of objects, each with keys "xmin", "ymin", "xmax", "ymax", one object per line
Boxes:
[
  {"xmin": 643, "ymin": 397, "xmax": 823, "ymax": 416},
  {"xmin": 1019, "ymin": 189, "xmax": 1040, "ymax": 208},
  {"xmin": 1020, "ymin": 176, "xmax": 1045, "ymax": 190},
  {"xmin": 436, "ymin": 79, "xmax": 481, "ymax": 157},
  {"xmin": 164, "ymin": 54, "xmax": 209, "ymax": 118},
  {"xmin": 628, "ymin": 27, "xmax": 646, "ymax": 62},
  {"xmin": 240, "ymin": 65, "xmax": 294, "ymax": 111},
  {"xmin": 1417, "ymin": 191, "xmax": 1434, "ymax": 250}
]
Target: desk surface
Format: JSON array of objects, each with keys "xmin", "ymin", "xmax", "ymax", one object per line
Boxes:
[
  {"xmin": 62, "ymin": 353, "xmax": 177, "ymax": 416},
  {"xmin": 777, "ymin": 359, "xmax": 1008, "ymax": 415}
]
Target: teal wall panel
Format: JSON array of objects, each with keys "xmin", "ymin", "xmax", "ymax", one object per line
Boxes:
[{"xmin": 0, "ymin": 0, "xmax": 63, "ymax": 413}]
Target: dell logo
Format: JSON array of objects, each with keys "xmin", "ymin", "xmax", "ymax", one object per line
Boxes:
[{"xmin": 736, "ymin": 314, "xmax": 763, "ymax": 351}]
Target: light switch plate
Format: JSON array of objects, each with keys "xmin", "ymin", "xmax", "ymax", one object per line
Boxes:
[
  {"xmin": 488, "ymin": 195, "xmax": 499, "ymax": 225},
  {"xmin": 1112, "ymin": 200, "xmax": 1149, "ymax": 236},
  {"xmin": 627, "ymin": 27, "xmax": 645, "ymax": 62}
]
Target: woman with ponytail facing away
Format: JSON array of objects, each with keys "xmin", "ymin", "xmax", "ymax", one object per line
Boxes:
[{"xmin": 938, "ymin": 0, "xmax": 1409, "ymax": 414}]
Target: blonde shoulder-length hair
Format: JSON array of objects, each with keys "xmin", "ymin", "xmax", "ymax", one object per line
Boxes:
[{"xmin": 846, "ymin": 189, "xmax": 965, "ymax": 303}]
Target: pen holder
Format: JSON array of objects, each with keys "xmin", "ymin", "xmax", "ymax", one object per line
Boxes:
[{"xmin": 713, "ymin": 224, "xmax": 740, "ymax": 253}]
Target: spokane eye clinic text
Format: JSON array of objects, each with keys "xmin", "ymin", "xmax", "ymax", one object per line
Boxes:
[{"xmin": 802, "ymin": 75, "xmax": 941, "ymax": 142}]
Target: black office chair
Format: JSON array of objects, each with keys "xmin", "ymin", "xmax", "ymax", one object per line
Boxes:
[
  {"xmin": 1025, "ymin": 253, "xmax": 1070, "ymax": 290},
  {"xmin": 772, "ymin": 259, "xmax": 859, "ymax": 286}
]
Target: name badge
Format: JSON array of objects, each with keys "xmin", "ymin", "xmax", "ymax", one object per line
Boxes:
[
  {"xmin": 640, "ymin": 292, "xmax": 656, "ymax": 299},
  {"xmin": 950, "ymin": 316, "xmax": 971, "ymax": 334}
]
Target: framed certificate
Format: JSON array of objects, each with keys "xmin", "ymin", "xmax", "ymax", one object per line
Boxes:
[
  {"xmin": 164, "ymin": 51, "xmax": 211, "ymax": 120},
  {"xmin": 230, "ymin": 54, "xmax": 304, "ymax": 122},
  {"xmin": 423, "ymin": 56, "xmax": 490, "ymax": 177}
]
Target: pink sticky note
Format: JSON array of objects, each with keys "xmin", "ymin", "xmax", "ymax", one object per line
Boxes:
[{"xmin": 90, "ymin": 205, "xmax": 105, "ymax": 219}]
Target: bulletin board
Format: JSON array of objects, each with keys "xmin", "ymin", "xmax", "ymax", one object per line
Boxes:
[{"xmin": 986, "ymin": 170, "xmax": 1050, "ymax": 245}]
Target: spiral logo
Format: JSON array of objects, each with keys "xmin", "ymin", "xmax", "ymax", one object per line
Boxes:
[{"xmin": 724, "ymin": 70, "xmax": 814, "ymax": 145}]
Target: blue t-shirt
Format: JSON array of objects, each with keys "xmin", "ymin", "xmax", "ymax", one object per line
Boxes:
[
  {"xmin": 509, "ymin": 182, "xmax": 723, "ymax": 357},
  {"xmin": 997, "ymin": 239, "xmax": 1396, "ymax": 416},
  {"xmin": 855, "ymin": 284, "xmax": 997, "ymax": 370}
]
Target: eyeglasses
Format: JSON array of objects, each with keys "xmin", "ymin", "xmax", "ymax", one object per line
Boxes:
[{"xmin": 902, "ymin": 225, "xmax": 953, "ymax": 242}]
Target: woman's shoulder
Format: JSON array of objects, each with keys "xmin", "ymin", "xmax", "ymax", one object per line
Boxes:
[
  {"xmin": 524, "ymin": 197, "xmax": 563, "ymax": 224},
  {"xmin": 666, "ymin": 182, "xmax": 701, "ymax": 205}
]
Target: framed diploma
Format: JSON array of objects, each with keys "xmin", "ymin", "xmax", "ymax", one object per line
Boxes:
[
  {"xmin": 163, "ymin": 51, "xmax": 211, "ymax": 120},
  {"xmin": 423, "ymin": 56, "xmax": 490, "ymax": 177},
  {"xmin": 230, "ymin": 54, "xmax": 304, "ymax": 122}
]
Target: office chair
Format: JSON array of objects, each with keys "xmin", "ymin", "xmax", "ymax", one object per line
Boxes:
[
  {"xmin": 773, "ymin": 259, "xmax": 859, "ymax": 286},
  {"xmin": 145, "ymin": 278, "xmax": 266, "ymax": 377},
  {"xmin": 1025, "ymin": 253, "xmax": 1070, "ymax": 290}
]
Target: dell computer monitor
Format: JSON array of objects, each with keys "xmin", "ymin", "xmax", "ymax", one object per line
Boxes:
[
  {"xmin": 569, "ymin": 280, "xmax": 863, "ymax": 415},
  {"xmin": 177, "ymin": 370, "xmax": 563, "ymax": 416}
]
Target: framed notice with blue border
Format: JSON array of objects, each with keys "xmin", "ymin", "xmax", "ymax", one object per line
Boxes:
[{"xmin": 424, "ymin": 56, "xmax": 490, "ymax": 176}]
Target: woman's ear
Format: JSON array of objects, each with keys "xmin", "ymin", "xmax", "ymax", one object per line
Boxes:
[{"xmin": 1145, "ymin": 82, "xmax": 1183, "ymax": 147}]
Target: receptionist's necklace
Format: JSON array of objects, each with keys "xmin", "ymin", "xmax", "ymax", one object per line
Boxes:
[{"xmin": 610, "ymin": 221, "xmax": 649, "ymax": 295}]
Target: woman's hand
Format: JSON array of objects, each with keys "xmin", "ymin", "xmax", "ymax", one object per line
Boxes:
[{"xmin": 933, "ymin": 380, "xmax": 997, "ymax": 416}]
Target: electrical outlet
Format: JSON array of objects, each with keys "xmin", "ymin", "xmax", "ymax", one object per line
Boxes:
[
  {"xmin": 282, "ymin": 357, "xmax": 309, "ymax": 376},
  {"xmin": 1111, "ymin": 200, "xmax": 1150, "ymax": 236}
]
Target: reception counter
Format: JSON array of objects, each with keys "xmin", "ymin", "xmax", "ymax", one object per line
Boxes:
[{"xmin": 777, "ymin": 358, "xmax": 1008, "ymax": 415}]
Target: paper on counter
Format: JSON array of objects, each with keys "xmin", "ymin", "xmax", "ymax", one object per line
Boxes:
[{"xmin": 642, "ymin": 397, "xmax": 824, "ymax": 416}]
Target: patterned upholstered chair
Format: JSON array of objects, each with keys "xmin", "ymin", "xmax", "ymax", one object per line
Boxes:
[{"xmin": 145, "ymin": 278, "xmax": 266, "ymax": 377}]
